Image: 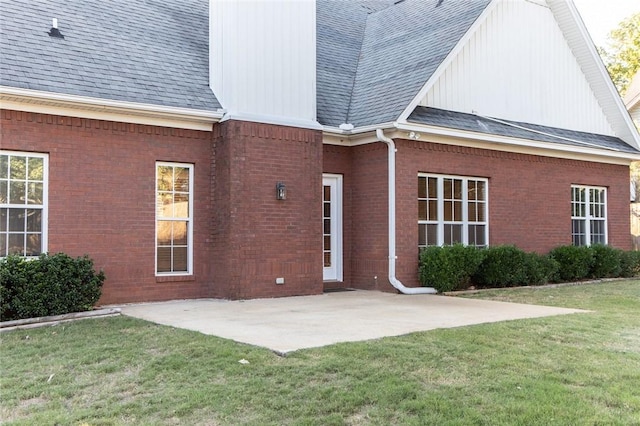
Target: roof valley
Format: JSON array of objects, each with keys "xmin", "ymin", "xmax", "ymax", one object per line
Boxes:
[{"xmin": 344, "ymin": 9, "xmax": 375, "ymax": 126}]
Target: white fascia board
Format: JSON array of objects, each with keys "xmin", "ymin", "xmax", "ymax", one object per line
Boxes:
[
  {"xmin": 395, "ymin": 0, "xmax": 501, "ymax": 123},
  {"xmin": 393, "ymin": 122, "xmax": 640, "ymax": 165},
  {"xmin": 221, "ymin": 111, "xmax": 323, "ymax": 130},
  {"xmin": 546, "ymin": 0, "xmax": 640, "ymax": 150},
  {"xmin": 0, "ymin": 86, "xmax": 223, "ymax": 131},
  {"xmin": 322, "ymin": 122, "xmax": 396, "ymax": 146},
  {"xmin": 323, "ymin": 132, "xmax": 380, "ymax": 146}
]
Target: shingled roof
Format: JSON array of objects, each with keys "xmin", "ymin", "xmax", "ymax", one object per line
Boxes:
[
  {"xmin": 1, "ymin": 0, "xmax": 489, "ymax": 127},
  {"xmin": 409, "ymin": 107, "xmax": 639, "ymax": 154},
  {"xmin": 0, "ymin": 0, "xmax": 220, "ymax": 111},
  {"xmin": 0, "ymin": 0, "xmax": 637, "ymax": 154},
  {"xmin": 315, "ymin": 0, "xmax": 491, "ymax": 127}
]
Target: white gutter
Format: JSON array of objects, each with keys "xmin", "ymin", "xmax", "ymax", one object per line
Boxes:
[
  {"xmin": 376, "ymin": 128, "xmax": 437, "ymax": 295},
  {"xmin": 324, "ymin": 122, "xmax": 396, "ymax": 136},
  {"xmin": 393, "ymin": 121, "xmax": 640, "ymax": 163}
]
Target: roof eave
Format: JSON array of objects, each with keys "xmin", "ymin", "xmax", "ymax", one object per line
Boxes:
[
  {"xmin": 0, "ymin": 86, "xmax": 223, "ymax": 131},
  {"xmin": 322, "ymin": 120, "xmax": 639, "ymax": 164},
  {"xmin": 394, "ymin": 121, "xmax": 640, "ymax": 164}
]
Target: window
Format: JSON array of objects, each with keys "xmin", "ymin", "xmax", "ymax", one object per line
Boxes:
[
  {"xmin": 156, "ymin": 163, "xmax": 193, "ymax": 275},
  {"xmin": 418, "ymin": 174, "xmax": 488, "ymax": 248},
  {"xmin": 571, "ymin": 185, "xmax": 606, "ymax": 246},
  {"xmin": 1, "ymin": 151, "xmax": 48, "ymax": 257}
]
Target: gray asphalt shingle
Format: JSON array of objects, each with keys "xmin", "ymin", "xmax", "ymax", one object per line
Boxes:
[
  {"xmin": 1, "ymin": 0, "xmax": 220, "ymax": 110},
  {"xmin": 1, "ymin": 0, "xmax": 636, "ymax": 154},
  {"xmin": 342, "ymin": 0, "xmax": 490, "ymax": 127},
  {"xmin": 409, "ymin": 107, "xmax": 638, "ymax": 153}
]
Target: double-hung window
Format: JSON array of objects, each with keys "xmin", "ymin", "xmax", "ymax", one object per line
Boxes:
[
  {"xmin": 1, "ymin": 151, "xmax": 48, "ymax": 257},
  {"xmin": 571, "ymin": 185, "xmax": 606, "ymax": 246},
  {"xmin": 156, "ymin": 162, "xmax": 193, "ymax": 275},
  {"xmin": 418, "ymin": 174, "xmax": 488, "ymax": 248}
]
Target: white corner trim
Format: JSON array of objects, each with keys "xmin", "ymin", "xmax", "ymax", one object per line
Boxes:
[
  {"xmin": 396, "ymin": 0, "xmax": 501, "ymax": 123},
  {"xmin": 0, "ymin": 86, "xmax": 223, "ymax": 131}
]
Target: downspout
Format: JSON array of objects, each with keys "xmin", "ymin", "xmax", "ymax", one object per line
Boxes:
[{"xmin": 376, "ymin": 129, "xmax": 437, "ymax": 295}]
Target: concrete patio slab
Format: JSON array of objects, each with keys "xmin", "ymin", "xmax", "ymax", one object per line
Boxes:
[{"xmin": 119, "ymin": 290, "xmax": 586, "ymax": 354}]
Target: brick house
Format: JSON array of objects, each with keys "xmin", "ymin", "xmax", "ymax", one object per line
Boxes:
[{"xmin": 2, "ymin": 0, "xmax": 639, "ymax": 304}]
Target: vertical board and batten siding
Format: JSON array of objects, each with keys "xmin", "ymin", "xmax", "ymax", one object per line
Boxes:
[
  {"xmin": 420, "ymin": 0, "xmax": 614, "ymax": 136},
  {"xmin": 209, "ymin": 0, "xmax": 316, "ymax": 123}
]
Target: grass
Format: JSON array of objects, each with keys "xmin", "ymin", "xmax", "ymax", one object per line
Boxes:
[{"xmin": 1, "ymin": 281, "xmax": 639, "ymax": 425}]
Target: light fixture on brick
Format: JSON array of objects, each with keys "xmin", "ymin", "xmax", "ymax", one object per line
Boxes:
[{"xmin": 276, "ymin": 182, "xmax": 286, "ymax": 200}]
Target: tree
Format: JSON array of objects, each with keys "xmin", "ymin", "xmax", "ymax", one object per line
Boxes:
[{"xmin": 598, "ymin": 12, "xmax": 640, "ymax": 96}]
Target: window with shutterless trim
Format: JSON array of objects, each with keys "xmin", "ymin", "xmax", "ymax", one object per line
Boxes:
[
  {"xmin": 156, "ymin": 162, "xmax": 193, "ymax": 275},
  {"xmin": 0, "ymin": 151, "xmax": 48, "ymax": 257},
  {"xmin": 571, "ymin": 185, "xmax": 607, "ymax": 246},
  {"xmin": 418, "ymin": 174, "xmax": 488, "ymax": 248}
]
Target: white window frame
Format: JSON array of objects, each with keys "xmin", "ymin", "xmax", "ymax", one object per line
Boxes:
[
  {"xmin": 418, "ymin": 173, "xmax": 488, "ymax": 248},
  {"xmin": 571, "ymin": 185, "xmax": 607, "ymax": 246},
  {"xmin": 155, "ymin": 162, "xmax": 194, "ymax": 276},
  {"xmin": 323, "ymin": 174, "xmax": 343, "ymax": 282},
  {"xmin": 1, "ymin": 150, "xmax": 48, "ymax": 258}
]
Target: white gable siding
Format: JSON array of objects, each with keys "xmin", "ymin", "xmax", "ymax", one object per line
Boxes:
[
  {"xmin": 419, "ymin": 0, "xmax": 614, "ymax": 136},
  {"xmin": 209, "ymin": 0, "xmax": 317, "ymax": 127}
]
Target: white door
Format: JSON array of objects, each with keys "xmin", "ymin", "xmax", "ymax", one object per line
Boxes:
[{"xmin": 323, "ymin": 174, "xmax": 343, "ymax": 281}]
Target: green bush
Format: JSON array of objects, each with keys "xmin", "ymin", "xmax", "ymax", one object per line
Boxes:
[
  {"xmin": 0, "ymin": 255, "xmax": 29, "ymax": 322},
  {"xmin": 619, "ymin": 250, "xmax": 640, "ymax": 278},
  {"xmin": 589, "ymin": 244, "xmax": 622, "ymax": 278},
  {"xmin": 418, "ymin": 244, "xmax": 485, "ymax": 292},
  {"xmin": 548, "ymin": 245, "xmax": 594, "ymax": 282},
  {"xmin": 0, "ymin": 253, "xmax": 105, "ymax": 321},
  {"xmin": 523, "ymin": 252, "xmax": 560, "ymax": 286},
  {"xmin": 473, "ymin": 245, "xmax": 528, "ymax": 288}
]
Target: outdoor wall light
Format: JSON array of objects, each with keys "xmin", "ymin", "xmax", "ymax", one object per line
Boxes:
[{"xmin": 276, "ymin": 182, "xmax": 286, "ymax": 200}]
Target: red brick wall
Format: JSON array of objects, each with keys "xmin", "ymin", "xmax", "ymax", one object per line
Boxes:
[
  {"xmin": 211, "ymin": 120, "xmax": 323, "ymax": 299},
  {"xmin": 1, "ymin": 110, "xmax": 214, "ymax": 304},
  {"xmin": 395, "ymin": 139, "xmax": 632, "ymax": 288},
  {"xmin": 322, "ymin": 145, "xmax": 352, "ymax": 290},
  {"xmin": 350, "ymin": 143, "xmax": 391, "ymax": 291},
  {"xmin": 3, "ymin": 108, "xmax": 631, "ymax": 301}
]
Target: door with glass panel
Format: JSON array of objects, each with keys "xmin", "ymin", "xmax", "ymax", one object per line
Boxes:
[{"xmin": 323, "ymin": 174, "xmax": 343, "ymax": 281}]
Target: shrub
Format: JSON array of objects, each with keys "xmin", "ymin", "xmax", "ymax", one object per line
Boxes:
[
  {"xmin": 418, "ymin": 244, "xmax": 485, "ymax": 292},
  {"xmin": 589, "ymin": 244, "xmax": 622, "ymax": 278},
  {"xmin": 0, "ymin": 253, "xmax": 105, "ymax": 321},
  {"xmin": 0, "ymin": 255, "xmax": 29, "ymax": 321},
  {"xmin": 548, "ymin": 245, "xmax": 594, "ymax": 282},
  {"xmin": 473, "ymin": 245, "xmax": 529, "ymax": 288},
  {"xmin": 619, "ymin": 250, "xmax": 640, "ymax": 278},
  {"xmin": 524, "ymin": 252, "xmax": 560, "ymax": 286}
]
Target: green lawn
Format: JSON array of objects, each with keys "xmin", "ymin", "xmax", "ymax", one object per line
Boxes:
[{"xmin": 1, "ymin": 281, "xmax": 639, "ymax": 425}]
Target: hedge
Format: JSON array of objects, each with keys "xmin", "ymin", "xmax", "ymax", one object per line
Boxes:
[
  {"xmin": 418, "ymin": 244, "xmax": 485, "ymax": 292},
  {"xmin": 548, "ymin": 245, "xmax": 594, "ymax": 282},
  {"xmin": 419, "ymin": 244, "xmax": 640, "ymax": 293},
  {"xmin": 0, "ymin": 253, "xmax": 105, "ymax": 321}
]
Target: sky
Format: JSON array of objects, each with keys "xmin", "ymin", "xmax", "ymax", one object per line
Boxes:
[{"xmin": 573, "ymin": 0, "xmax": 640, "ymax": 48}]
